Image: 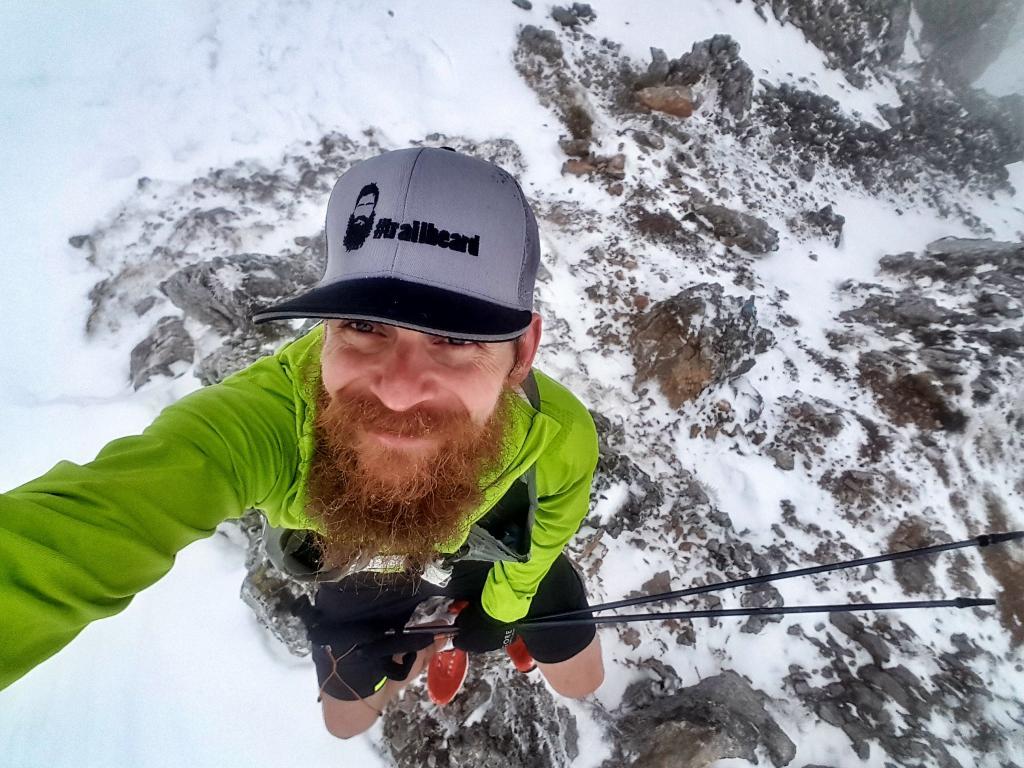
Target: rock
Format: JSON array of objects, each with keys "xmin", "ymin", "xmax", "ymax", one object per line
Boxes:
[
  {"xmin": 616, "ymin": 670, "xmax": 796, "ymax": 768},
  {"xmin": 633, "ymin": 130, "xmax": 666, "ymax": 150},
  {"xmin": 383, "ymin": 659, "xmax": 580, "ymax": 768},
  {"xmin": 694, "ymin": 204, "xmax": 779, "ymax": 253},
  {"xmin": 856, "ymin": 354, "xmax": 968, "ymax": 432},
  {"xmin": 630, "ymin": 284, "xmax": 775, "ymax": 408},
  {"xmin": 749, "ymin": 0, "xmax": 912, "ymax": 78},
  {"xmin": 160, "ymin": 253, "xmax": 320, "ymax": 334},
  {"xmin": 828, "ymin": 613, "xmax": 890, "ymax": 666},
  {"xmin": 559, "ymin": 137, "xmax": 591, "ymax": 157},
  {"xmin": 916, "ymin": 0, "xmax": 1024, "ymax": 84},
  {"xmin": 646, "ymin": 47, "xmax": 670, "ymax": 83},
  {"xmin": 887, "ymin": 518, "xmax": 955, "ymax": 595},
  {"xmin": 589, "ymin": 412, "xmax": 667, "ymax": 536},
  {"xmin": 769, "ymin": 449, "xmax": 796, "ymax": 471},
  {"xmin": 129, "ymin": 316, "xmax": 195, "ymax": 389},
  {"xmin": 68, "ymin": 234, "xmax": 91, "ymax": 249},
  {"xmin": 511, "ymin": 0, "xmax": 531, "ymax": 9},
  {"xmin": 636, "ymin": 85, "xmax": 696, "ymax": 118},
  {"xmin": 518, "ymin": 25, "xmax": 563, "ymax": 62},
  {"xmin": 551, "ymin": 6, "xmax": 579, "ymax": 26},
  {"xmin": 802, "ymin": 204, "xmax": 845, "ymax": 246},
  {"xmin": 551, "ymin": 4, "xmax": 594, "ymax": 27},
  {"xmin": 660, "ymin": 35, "xmax": 753, "ymax": 118}
]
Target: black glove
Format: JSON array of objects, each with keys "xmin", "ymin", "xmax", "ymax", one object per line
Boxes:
[
  {"xmin": 291, "ymin": 595, "xmax": 433, "ymax": 681},
  {"xmin": 452, "ymin": 601, "xmax": 517, "ymax": 653}
]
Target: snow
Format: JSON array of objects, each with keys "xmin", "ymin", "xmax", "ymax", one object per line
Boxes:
[{"xmin": 1, "ymin": 1, "xmax": 1023, "ymax": 766}]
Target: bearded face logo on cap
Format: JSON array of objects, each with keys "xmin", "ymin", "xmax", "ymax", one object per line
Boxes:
[{"xmin": 343, "ymin": 183, "xmax": 379, "ymax": 251}]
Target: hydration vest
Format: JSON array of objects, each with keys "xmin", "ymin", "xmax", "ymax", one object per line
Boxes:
[{"xmin": 262, "ymin": 371, "xmax": 541, "ymax": 584}]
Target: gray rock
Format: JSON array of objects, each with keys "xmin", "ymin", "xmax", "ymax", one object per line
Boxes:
[
  {"xmin": 129, "ymin": 316, "xmax": 195, "ymax": 389},
  {"xmin": 802, "ymin": 204, "xmax": 845, "ymax": 246},
  {"xmin": 511, "ymin": 0, "xmax": 531, "ymax": 9},
  {"xmin": 663, "ymin": 35, "xmax": 753, "ymax": 118},
  {"xmin": 382, "ymin": 659, "xmax": 580, "ymax": 768},
  {"xmin": 647, "ymin": 47, "xmax": 670, "ymax": 83},
  {"xmin": 518, "ymin": 24, "xmax": 564, "ymax": 62},
  {"xmin": 551, "ymin": 6, "xmax": 580, "ymax": 26},
  {"xmin": 694, "ymin": 204, "xmax": 779, "ymax": 253},
  {"xmin": 160, "ymin": 252, "xmax": 321, "ymax": 334},
  {"xmin": 617, "ymin": 670, "xmax": 796, "ymax": 768},
  {"xmin": 769, "ymin": 448, "xmax": 796, "ymax": 471}
]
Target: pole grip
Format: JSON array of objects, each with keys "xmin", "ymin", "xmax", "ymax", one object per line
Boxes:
[{"xmin": 977, "ymin": 531, "xmax": 1024, "ymax": 547}]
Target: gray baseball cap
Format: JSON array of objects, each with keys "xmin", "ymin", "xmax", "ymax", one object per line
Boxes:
[{"xmin": 252, "ymin": 147, "xmax": 540, "ymax": 341}]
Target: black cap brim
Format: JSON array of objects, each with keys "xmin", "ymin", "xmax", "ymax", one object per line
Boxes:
[{"xmin": 251, "ymin": 277, "xmax": 532, "ymax": 342}]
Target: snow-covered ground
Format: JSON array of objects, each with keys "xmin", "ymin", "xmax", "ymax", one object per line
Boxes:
[{"xmin": 1, "ymin": 2, "xmax": 1022, "ymax": 767}]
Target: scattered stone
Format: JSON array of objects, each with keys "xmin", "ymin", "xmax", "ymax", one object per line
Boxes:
[{"xmin": 511, "ymin": 0, "xmax": 531, "ymax": 9}]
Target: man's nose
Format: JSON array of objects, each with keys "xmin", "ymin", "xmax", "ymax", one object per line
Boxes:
[{"xmin": 366, "ymin": 344, "xmax": 437, "ymax": 413}]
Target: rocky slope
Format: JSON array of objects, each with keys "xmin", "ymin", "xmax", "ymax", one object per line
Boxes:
[{"xmin": 77, "ymin": 3, "xmax": 1023, "ymax": 766}]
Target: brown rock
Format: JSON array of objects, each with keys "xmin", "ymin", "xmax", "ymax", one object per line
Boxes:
[
  {"xmin": 636, "ymin": 85, "xmax": 695, "ymax": 118},
  {"xmin": 562, "ymin": 158, "xmax": 597, "ymax": 176}
]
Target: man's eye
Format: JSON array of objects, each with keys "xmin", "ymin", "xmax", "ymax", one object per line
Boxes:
[
  {"xmin": 443, "ymin": 337, "xmax": 474, "ymax": 347},
  {"xmin": 346, "ymin": 321, "xmax": 376, "ymax": 333}
]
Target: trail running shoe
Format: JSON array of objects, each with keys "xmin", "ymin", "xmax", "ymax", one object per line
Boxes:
[
  {"xmin": 427, "ymin": 648, "xmax": 468, "ymax": 705},
  {"xmin": 504, "ymin": 636, "xmax": 537, "ymax": 673},
  {"xmin": 427, "ymin": 600, "xmax": 470, "ymax": 705}
]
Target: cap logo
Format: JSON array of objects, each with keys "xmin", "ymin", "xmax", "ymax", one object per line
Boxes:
[
  {"xmin": 372, "ymin": 216, "xmax": 481, "ymax": 256},
  {"xmin": 343, "ymin": 183, "xmax": 379, "ymax": 251}
]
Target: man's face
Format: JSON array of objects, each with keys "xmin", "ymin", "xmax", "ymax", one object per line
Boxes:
[
  {"xmin": 307, "ymin": 318, "xmax": 539, "ymax": 568},
  {"xmin": 352, "ymin": 193, "xmax": 376, "ymax": 224}
]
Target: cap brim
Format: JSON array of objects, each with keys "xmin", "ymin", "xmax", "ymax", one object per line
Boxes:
[{"xmin": 251, "ymin": 277, "xmax": 532, "ymax": 342}]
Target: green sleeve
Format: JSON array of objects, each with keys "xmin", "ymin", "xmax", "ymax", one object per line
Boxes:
[
  {"xmin": 479, "ymin": 377, "xmax": 599, "ymax": 623},
  {"xmin": 0, "ymin": 333, "xmax": 316, "ymax": 691}
]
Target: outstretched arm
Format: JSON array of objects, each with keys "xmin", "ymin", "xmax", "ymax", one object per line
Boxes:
[{"xmin": 0, "ymin": 338, "xmax": 313, "ymax": 691}]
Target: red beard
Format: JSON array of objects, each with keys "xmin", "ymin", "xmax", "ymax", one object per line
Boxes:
[{"xmin": 306, "ymin": 384, "xmax": 514, "ymax": 572}]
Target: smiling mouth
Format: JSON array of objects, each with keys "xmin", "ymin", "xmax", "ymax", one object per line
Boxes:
[{"xmin": 367, "ymin": 430, "xmax": 437, "ymax": 449}]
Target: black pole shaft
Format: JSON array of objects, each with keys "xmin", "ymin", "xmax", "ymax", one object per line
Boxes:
[
  {"xmin": 515, "ymin": 598, "xmax": 996, "ymax": 630},
  {"xmin": 402, "ymin": 598, "xmax": 996, "ymax": 635},
  {"xmin": 531, "ymin": 531, "xmax": 1024, "ymax": 623}
]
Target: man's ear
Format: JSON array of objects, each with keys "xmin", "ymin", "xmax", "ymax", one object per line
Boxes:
[{"xmin": 508, "ymin": 313, "xmax": 543, "ymax": 386}]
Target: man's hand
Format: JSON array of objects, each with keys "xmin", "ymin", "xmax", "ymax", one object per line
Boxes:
[
  {"xmin": 452, "ymin": 601, "xmax": 517, "ymax": 653},
  {"xmin": 291, "ymin": 595, "xmax": 433, "ymax": 681}
]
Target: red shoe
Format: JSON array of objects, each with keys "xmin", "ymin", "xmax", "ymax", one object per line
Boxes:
[
  {"xmin": 426, "ymin": 599, "xmax": 470, "ymax": 706},
  {"xmin": 505, "ymin": 636, "xmax": 536, "ymax": 673},
  {"xmin": 427, "ymin": 648, "xmax": 468, "ymax": 705}
]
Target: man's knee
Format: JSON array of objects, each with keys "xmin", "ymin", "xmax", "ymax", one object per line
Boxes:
[
  {"xmin": 536, "ymin": 636, "xmax": 604, "ymax": 699},
  {"xmin": 321, "ymin": 693, "xmax": 380, "ymax": 739}
]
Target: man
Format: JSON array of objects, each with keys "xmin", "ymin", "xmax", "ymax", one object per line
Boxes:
[{"xmin": 0, "ymin": 147, "xmax": 604, "ymax": 738}]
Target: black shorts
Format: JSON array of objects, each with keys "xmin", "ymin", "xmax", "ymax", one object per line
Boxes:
[{"xmin": 311, "ymin": 554, "xmax": 595, "ymax": 700}]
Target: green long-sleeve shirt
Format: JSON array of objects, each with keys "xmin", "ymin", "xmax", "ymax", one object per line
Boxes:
[{"xmin": 0, "ymin": 326, "xmax": 598, "ymax": 691}]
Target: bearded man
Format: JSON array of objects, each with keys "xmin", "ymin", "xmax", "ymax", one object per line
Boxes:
[{"xmin": 0, "ymin": 147, "xmax": 604, "ymax": 738}]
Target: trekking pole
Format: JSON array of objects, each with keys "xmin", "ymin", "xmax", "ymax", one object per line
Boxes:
[
  {"xmin": 400, "ymin": 598, "xmax": 996, "ymax": 636},
  {"xmin": 528, "ymin": 530, "xmax": 1024, "ymax": 624}
]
